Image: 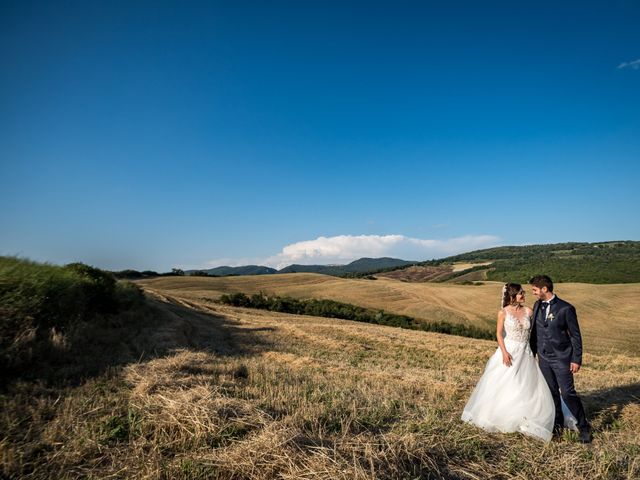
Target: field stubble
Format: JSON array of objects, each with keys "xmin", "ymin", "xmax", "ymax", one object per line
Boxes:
[
  {"xmin": 137, "ymin": 274, "xmax": 640, "ymax": 356},
  {"xmin": 3, "ymin": 283, "xmax": 638, "ymax": 479}
]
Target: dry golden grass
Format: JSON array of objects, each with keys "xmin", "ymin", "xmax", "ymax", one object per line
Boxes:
[
  {"xmin": 451, "ymin": 262, "xmax": 494, "ymax": 272},
  {"xmin": 137, "ymin": 274, "xmax": 640, "ymax": 356},
  {"xmin": 2, "ymin": 286, "xmax": 638, "ymax": 479}
]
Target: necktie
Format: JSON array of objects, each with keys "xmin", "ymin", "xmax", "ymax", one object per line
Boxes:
[{"xmin": 541, "ymin": 301, "xmax": 549, "ymax": 320}]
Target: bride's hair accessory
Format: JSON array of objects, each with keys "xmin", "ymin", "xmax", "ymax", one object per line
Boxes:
[{"xmin": 502, "ymin": 283, "xmax": 523, "ymax": 308}]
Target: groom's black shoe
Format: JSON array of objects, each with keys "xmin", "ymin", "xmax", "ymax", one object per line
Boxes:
[
  {"xmin": 579, "ymin": 427, "xmax": 593, "ymax": 444},
  {"xmin": 552, "ymin": 425, "xmax": 564, "ymax": 436}
]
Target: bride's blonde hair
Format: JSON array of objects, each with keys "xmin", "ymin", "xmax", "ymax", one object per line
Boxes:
[{"xmin": 501, "ymin": 283, "xmax": 523, "ymax": 308}]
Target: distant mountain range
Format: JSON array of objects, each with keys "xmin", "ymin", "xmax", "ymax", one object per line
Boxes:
[
  {"xmin": 188, "ymin": 265, "xmax": 279, "ymax": 276},
  {"xmin": 185, "ymin": 257, "xmax": 417, "ymax": 277},
  {"xmin": 183, "ymin": 240, "xmax": 640, "ymax": 284}
]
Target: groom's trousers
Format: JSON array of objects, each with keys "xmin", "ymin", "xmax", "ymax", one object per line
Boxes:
[{"xmin": 538, "ymin": 354, "xmax": 590, "ymax": 431}]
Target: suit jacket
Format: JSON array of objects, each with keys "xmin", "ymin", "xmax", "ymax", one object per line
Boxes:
[{"xmin": 529, "ymin": 295, "xmax": 583, "ymax": 365}]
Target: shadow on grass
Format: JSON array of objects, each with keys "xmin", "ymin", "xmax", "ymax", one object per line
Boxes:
[
  {"xmin": 582, "ymin": 382, "xmax": 640, "ymax": 430},
  {"xmin": 2, "ymin": 291, "xmax": 278, "ymax": 390},
  {"xmin": 0, "ymin": 291, "xmax": 285, "ymax": 479}
]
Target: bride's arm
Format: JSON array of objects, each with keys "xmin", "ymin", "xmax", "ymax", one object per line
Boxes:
[{"xmin": 496, "ymin": 309, "xmax": 512, "ymax": 366}]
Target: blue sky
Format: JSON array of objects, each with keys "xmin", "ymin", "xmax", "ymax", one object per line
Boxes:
[{"xmin": 1, "ymin": 1, "xmax": 639, "ymax": 271}]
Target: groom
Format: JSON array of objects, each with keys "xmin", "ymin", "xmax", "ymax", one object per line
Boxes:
[{"xmin": 528, "ymin": 274, "xmax": 592, "ymax": 443}]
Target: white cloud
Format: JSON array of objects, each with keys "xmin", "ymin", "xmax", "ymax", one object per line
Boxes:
[
  {"xmin": 617, "ymin": 59, "xmax": 640, "ymax": 70},
  {"xmin": 187, "ymin": 233, "xmax": 502, "ymax": 271},
  {"xmin": 257, "ymin": 233, "xmax": 501, "ymax": 270}
]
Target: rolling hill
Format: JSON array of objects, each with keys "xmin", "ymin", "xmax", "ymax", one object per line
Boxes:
[
  {"xmin": 179, "ymin": 241, "xmax": 640, "ymax": 284},
  {"xmin": 410, "ymin": 240, "xmax": 640, "ymax": 284},
  {"xmin": 136, "ymin": 273, "xmax": 640, "ymax": 356}
]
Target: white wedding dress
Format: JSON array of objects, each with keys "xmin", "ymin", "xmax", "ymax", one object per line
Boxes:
[{"xmin": 461, "ymin": 307, "xmax": 577, "ymax": 442}]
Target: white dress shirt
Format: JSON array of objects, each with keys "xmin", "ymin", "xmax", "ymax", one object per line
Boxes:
[{"xmin": 541, "ymin": 294, "xmax": 556, "ymax": 318}]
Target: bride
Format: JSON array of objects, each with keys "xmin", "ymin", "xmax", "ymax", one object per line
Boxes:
[{"xmin": 461, "ymin": 283, "xmax": 576, "ymax": 442}]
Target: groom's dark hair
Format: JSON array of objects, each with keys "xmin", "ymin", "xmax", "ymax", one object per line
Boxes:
[{"xmin": 529, "ymin": 275, "xmax": 553, "ymax": 292}]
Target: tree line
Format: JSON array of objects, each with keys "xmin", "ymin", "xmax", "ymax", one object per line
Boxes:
[{"xmin": 217, "ymin": 291, "xmax": 494, "ymax": 340}]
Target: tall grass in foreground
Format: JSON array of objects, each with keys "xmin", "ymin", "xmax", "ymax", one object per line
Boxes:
[
  {"xmin": 0, "ymin": 255, "xmax": 146, "ymax": 382},
  {"xmin": 218, "ymin": 291, "xmax": 494, "ymax": 340}
]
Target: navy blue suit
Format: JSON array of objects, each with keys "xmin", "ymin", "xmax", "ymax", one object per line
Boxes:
[{"xmin": 529, "ymin": 295, "xmax": 590, "ymax": 431}]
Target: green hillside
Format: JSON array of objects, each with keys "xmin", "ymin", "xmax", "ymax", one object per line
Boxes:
[{"xmin": 421, "ymin": 240, "xmax": 640, "ymax": 283}]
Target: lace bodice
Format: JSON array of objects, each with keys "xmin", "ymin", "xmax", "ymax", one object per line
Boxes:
[{"xmin": 503, "ymin": 308, "xmax": 532, "ymax": 343}]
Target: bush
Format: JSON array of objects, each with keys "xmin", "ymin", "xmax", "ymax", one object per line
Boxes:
[
  {"xmin": 189, "ymin": 270, "xmax": 210, "ymax": 277},
  {"xmin": 64, "ymin": 262, "xmax": 118, "ymax": 313},
  {"xmin": 114, "ymin": 281, "xmax": 146, "ymax": 310},
  {"xmin": 0, "ymin": 256, "xmax": 147, "ymax": 377}
]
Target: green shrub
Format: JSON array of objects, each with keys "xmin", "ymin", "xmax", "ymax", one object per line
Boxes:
[
  {"xmin": 65, "ymin": 262, "xmax": 118, "ymax": 314},
  {"xmin": 114, "ymin": 280, "xmax": 146, "ymax": 310},
  {"xmin": 0, "ymin": 256, "xmax": 147, "ymax": 376},
  {"xmin": 217, "ymin": 291, "xmax": 493, "ymax": 340}
]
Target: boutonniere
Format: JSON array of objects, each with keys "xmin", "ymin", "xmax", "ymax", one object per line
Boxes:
[{"xmin": 547, "ymin": 312, "xmax": 555, "ymax": 322}]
